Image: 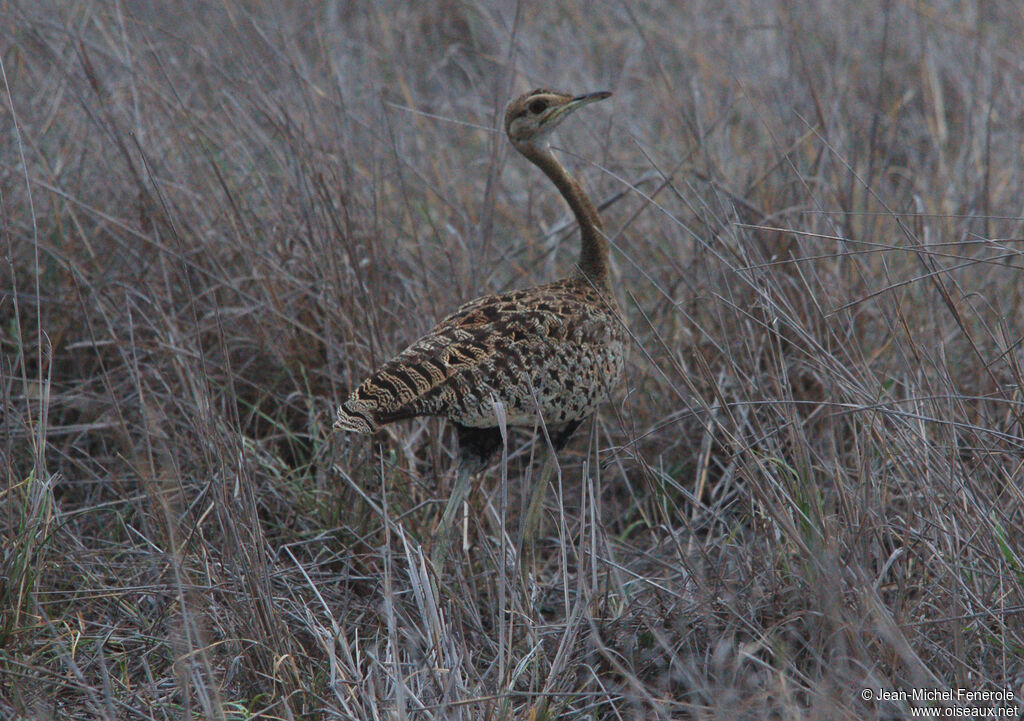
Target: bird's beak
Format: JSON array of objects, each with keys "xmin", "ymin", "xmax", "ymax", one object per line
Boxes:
[
  {"xmin": 547, "ymin": 90, "xmax": 612, "ymax": 126},
  {"xmin": 572, "ymin": 91, "xmax": 613, "ymax": 104}
]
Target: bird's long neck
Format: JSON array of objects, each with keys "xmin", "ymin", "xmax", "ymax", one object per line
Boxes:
[{"xmin": 520, "ymin": 142, "xmax": 610, "ymax": 290}]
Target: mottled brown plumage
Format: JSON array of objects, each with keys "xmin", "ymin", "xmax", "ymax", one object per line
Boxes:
[
  {"xmin": 335, "ymin": 88, "xmax": 626, "ymax": 561},
  {"xmin": 337, "ymin": 277, "xmax": 623, "ymax": 462}
]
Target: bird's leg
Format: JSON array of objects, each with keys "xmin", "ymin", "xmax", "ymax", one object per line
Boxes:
[
  {"xmin": 431, "ymin": 463, "xmax": 474, "ymax": 569},
  {"xmin": 517, "ymin": 419, "xmax": 582, "ymax": 564},
  {"xmin": 519, "ymin": 450, "xmax": 559, "ymax": 564},
  {"xmin": 430, "ymin": 425, "xmax": 503, "ymax": 570}
]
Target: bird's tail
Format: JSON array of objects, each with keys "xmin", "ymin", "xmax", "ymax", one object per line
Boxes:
[{"xmin": 334, "ymin": 400, "xmax": 377, "ymax": 434}]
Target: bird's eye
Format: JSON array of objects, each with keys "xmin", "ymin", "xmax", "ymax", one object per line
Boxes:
[{"xmin": 529, "ymin": 99, "xmax": 549, "ymax": 114}]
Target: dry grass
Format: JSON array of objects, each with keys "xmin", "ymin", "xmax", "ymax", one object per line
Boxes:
[{"xmin": 3, "ymin": 1, "xmax": 1024, "ymax": 719}]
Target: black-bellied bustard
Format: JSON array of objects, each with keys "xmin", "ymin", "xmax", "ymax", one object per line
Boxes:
[{"xmin": 335, "ymin": 88, "xmax": 625, "ymax": 566}]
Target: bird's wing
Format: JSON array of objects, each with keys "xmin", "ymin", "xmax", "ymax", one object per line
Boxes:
[{"xmin": 335, "ymin": 280, "xmax": 618, "ymax": 433}]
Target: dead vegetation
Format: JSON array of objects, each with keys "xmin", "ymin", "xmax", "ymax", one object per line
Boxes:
[{"xmin": 2, "ymin": 1, "xmax": 1024, "ymax": 719}]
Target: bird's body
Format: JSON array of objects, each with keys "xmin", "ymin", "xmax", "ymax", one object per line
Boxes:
[
  {"xmin": 337, "ymin": 275, "xmax": 625, "ymax": 468},
  {"xmin": 335, "ymin": 88, "xmax": 624, "ymax": 562}
]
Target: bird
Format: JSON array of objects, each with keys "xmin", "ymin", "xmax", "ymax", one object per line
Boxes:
[{"xmin": 335, "ymin": 88, "xmax": 626, "ymax": 565}]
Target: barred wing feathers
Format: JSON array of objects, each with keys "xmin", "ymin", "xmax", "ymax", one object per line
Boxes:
[{"xmin": 334, "ymin": 279, "xmax": 624, "ymax": 434}]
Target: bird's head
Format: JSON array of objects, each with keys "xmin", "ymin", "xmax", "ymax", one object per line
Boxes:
[{"xmin": 504, "ymin": 88, "xmax": 612, "ymax": 149}]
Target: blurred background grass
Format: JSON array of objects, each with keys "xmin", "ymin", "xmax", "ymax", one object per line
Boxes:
[{"xmin": 2, "ymin": 1, "xmax": 1024, "ymax": 718}]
